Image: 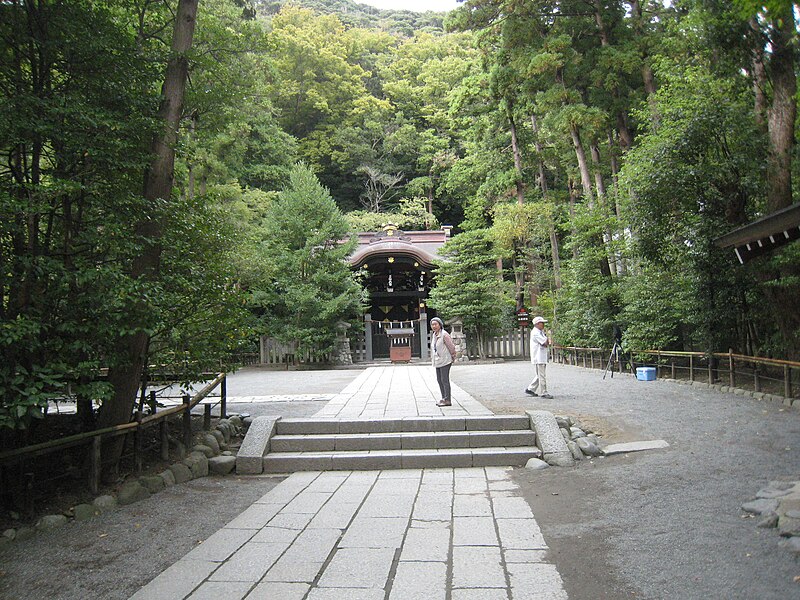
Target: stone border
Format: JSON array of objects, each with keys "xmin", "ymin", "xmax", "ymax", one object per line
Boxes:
[
  {"xmin": 658, "ymin": 377, "xmax": 799, "ymax": 410},
  {"xmin": 741, "ymin": 480, "xmax": 800, "ymax": 556},
  {"xmin": 0, "ymin": 415, "xmax": 247, "ymax": 548}
]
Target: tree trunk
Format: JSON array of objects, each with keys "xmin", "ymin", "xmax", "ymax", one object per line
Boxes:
[
  {"xmin": 100, "ymin": 0, "xmax": 199, "ymax": 480},
  {"xmin": 530, "ymin": 114, "xmax": 561, "ymax": 288},
  {"xmin": 570, "ymin": 124, "xmax": 594, "ymax": 204},
  {"xmin": 748, "ymin": 18, "xmax": 768, "ymax": 135},
  {"xmin": 765, "ymin": 7, "xmax": 796, "ymax": 213},
  {"xmin": 506, "ymin": 100, "xmax": 525, "ymax": 205}
]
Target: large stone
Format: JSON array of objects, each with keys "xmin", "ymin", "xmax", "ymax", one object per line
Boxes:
[
  {"xmin": 757, "ymin": 487, "xmax": 792, "ymax": 499},
  {"xmin": 569, "ymin": 427, "xmax": 587, "ymax": 439},
  {"xmin": 93, "ymin": 494, "xmax": 117, "ymax": 512},
  {"xmin": 139, "ymin": 475, "xmax": 166, "ymax": 494},
  {"xmin": 228, "ymin": 415, "xmax": 243, "ymax": 429},
  {"xmin": 527, "ymin": 410, "xmax": 574, "ymax": 468},
  {"xmin": 567, "ymin": 440, "xmax": 583, "ymax": 461},
  {"xmin": 169, "ymin": 462, "xmax": 193, "ymax": 484},
  {"xmin": 159, "ymin": 469, "xmax": 176, "ymax": 487},
  {"xmin": 237, "ymin": 416, "xmax": 279, "ymax": 475},
  {"xmin": 118, "ymin": 480, "xmax": 150, "ymax": 506},
  {"xmin": 210, "ymin": 430, "xmax": 226, "ymax": 451},
  {"xmin": 192, "ymin": 444, "xmax": 216, "ymax": 459},
  {"xmin": 14, "ymin": 527, "xmax": 35, "ymax": 542},
  {"xmin": 741, "ymin": 498, "xmax": 780, "ymax": 515},
  {"xmin": 209, "ymin": 455, "xmax": 237, "ymax": 475},
  {"xmin": 36, "ymin": 514, "xmax": 68, "ymax": 531},
  {"xmin": 73, "ymin": 503, "xmax": 101, "ymax": 521},
  {"xmin": 3, "ymin": 528, "xmax": 16, "ymax": 541},
  {"xmin": 525, "ymin": 458, "xmax": 549, "ymax": 470},
  {"xmin": 184, "ymin": 451, "xmax": 209, "ymax": 478},
  {"xmin": 576, "ymin": 437, "xmax": 602, "ymax": 457},
  {"xmin": 602, "ymin": 440, "xmax": 670, "ymax": 456},
  {"xmin": 777, "ymin": 514, "xmax": 800, "ymax": 537},
  {"xmin": 197, "ymin": 433, "xmax": 220, "ymax": 455}
]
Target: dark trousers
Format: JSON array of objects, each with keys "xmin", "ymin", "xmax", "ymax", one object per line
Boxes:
[{"xmin": 435, "ymin": 364, "xmax": 452, "ymax": 402}]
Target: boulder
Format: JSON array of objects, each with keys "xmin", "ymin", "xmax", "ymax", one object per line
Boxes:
[
  {"xmin": 36, "ymin": 514, "xmax": 68, "ymax": 531},
  {"xmin": 567, "ymin": 440, "xmax": 583, "ymax": 461},
  {"xmin": 93, "ymin": 495, "xmax": 118, "ymax": 512},
  {"xmin": 524, "ymin": 458, "xmax": 550, "ymax": 470},
  {"xmin": 184, "ymin": 451, "xmax": 209, "ymax": 478},
  {"xmin": 192, "ymin": 444, "xmax": 216, "ymax": 459},
  {"xmin": 139, "ymin": 475, "xmax": 166, "ymax": 494},
  {"xmin": 742, "ymin": 498, "xmax": 780, "ymax": 515},
  {"xmin": 576, "ymin": 437, "xmax": 602, "ymax": 457},
  {"xmin": 159, "ymin": 469, "xmax": 176, "ymax": 487},
  {"xmin": 118, "ymin": 480, "xmax": 150, "ymax": 506},
  {"xmin": 73, "ymin": 503, "xmax": 101, "ymax": 521},
  {"xmin": 169, "ymin": 462, "xmax": 193, "ymax": 484},
  {"xmin": 209, "ymin": 455, "xmax": 237, "ymax": 475}
]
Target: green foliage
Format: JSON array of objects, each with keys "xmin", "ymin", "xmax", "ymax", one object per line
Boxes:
[
  {"xmin": 426, "ymin": 229, "xmax": 512, "ymax": 341},
  {"xmin": 345, "ymin": 197, "xmax": 439, "ymax": 231},
  {"xmin": 251, "ymin": 164, "xmax": 365, "ymax": 357}
]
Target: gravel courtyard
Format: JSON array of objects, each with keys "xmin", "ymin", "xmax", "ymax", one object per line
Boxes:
[{"xmin": 0, "ymin": 361, "xmax": 797, "ymax": 600}]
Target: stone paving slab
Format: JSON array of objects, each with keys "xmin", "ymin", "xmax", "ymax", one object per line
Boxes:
[
  {"xmin": 128, "ymin": 468, "xmax": 567, "ymax": 599},
  {"xmin": 128, "ymin": 366, "xmax": 566, "ymax": 600}
]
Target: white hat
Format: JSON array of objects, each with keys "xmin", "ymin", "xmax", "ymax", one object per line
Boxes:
[{"xmin": 532, "ymin": 316, "xmax": 547, "ymax": 325}]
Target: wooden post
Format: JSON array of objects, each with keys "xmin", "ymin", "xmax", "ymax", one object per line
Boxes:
[
  {"xmin": 785, "ymin": 365, "xmax": 792, "ymax": 399},
  {"xmin": 708, "ymin": 355, "xmax": 713, "ymax": 384},
  {"xmin": 656, "ymin": 350, "xmax": 661, "ymax": 379},
  {"xmin": 220, "ymin": 374, "xmax": 227, "ymax": 418},
  {"xmin": 671, "ymin": 358, "xmax": 675, "ymax": 379},
  {"xmin": 90, "ymin": 436, "xmax": 101, "ymax": 495},
  {"xmin": 590, "ymin": 350, "xmax": 594, "ymax": 369},
  {"xmin": 582, "ymin": 350, "xmax": 586, "ymax": 368},
  {"xmin": 729, "ymin": 350, "xmax": 735, "ymax": 388},
  {"xmin": 204, "ymin": 403, "xmax": 211, "ymax": 430},
  {"xmin": 159, "ymin": 420, "xmax": 169, "ymax": 461},
  {"xmin": 689, "ymin": 355, "xmax": 694, "ymax": 382},
  {"xmin": 182, "ymin": 394, "xmax": 192, "ymax": 450},
  {"xmin": 133, "ymin": 411, "xmax": 143, "ymax": 474},
  {"xmin": 754, "ymin": 365, "xmax": 760, "ymax": 393},
  {"xmin": 149, "ymin": 390, "xmax": 157, "ymax": 414}
]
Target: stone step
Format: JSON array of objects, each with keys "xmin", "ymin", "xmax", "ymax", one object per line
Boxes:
[
  {"xmin": 275, "ymin": 415, "xmax": 531, "ymax": 436},
  {"xmin": 270, "ymin": 429, "xmax": 536, "ymax": 453},
  {"xmin": 262, "ymin": 446, "xmax": 542, "ymax": 472}
]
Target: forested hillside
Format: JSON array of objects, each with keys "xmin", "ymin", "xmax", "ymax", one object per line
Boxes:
[{"xmin": 1, "ymin": 0, "xmax": 799, "ymax": 444}]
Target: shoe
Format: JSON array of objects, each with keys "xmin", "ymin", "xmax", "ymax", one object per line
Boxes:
[
  {"xmin": 524, "ymin": 389, "xmax": 538, "ymax": 397},
  {"xmin": 436, "ymin": 400, "xmax": 452, "ymax": 407},
  {"xmin": 540, "ymin": 394, "xmax": 553, "ymax": 399}
]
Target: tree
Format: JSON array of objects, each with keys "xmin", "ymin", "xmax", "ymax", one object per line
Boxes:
[
  {"xmin": 253, "ymin": 164, "xmax": 364, "ymax": 358},
  {"xmin": 426, "ymin": 229, "xmax": 511, "ymax": 356}
]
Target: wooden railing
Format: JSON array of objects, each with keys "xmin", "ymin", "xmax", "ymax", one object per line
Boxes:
[
  {"xmin": 552, "ymin": 346, "xmax": 799, "ymax": 400},
  {"xmin": 0, "ymin": 373, "xmax": 228, "ymax": 512}
]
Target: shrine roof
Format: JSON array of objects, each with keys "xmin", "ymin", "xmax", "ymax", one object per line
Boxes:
[{"xmin": 348, "ymin": 225, "xmax": 452, "ymax": 268}]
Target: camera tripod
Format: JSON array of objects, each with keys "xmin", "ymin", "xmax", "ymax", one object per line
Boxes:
[{"xmin": 602, "ymin": 340, "xmax": 624, "ymax": 379}]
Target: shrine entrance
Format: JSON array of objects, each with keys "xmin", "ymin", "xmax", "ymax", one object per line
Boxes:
[{"xmin": 349, "ymin": 225, "xmax": 450, "ymax": 361}]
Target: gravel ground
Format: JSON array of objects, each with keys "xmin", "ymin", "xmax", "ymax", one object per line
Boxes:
[
  {"xmin": 1, "ymin": 362, "xmax": 798, "ymax": 600},
  {"xmin": 451, "ymin": 360, "xmax": 800, "ymax": 600}
]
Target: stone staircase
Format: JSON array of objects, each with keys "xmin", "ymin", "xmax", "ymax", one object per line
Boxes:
[{"xmin": 259, "ymin": 415, "xmax": 541, "ymax": 472}]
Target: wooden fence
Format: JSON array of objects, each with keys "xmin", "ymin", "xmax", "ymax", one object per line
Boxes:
[
  {"xmin": 0, "ymin": 373, "xmax": 228, "ymax": 514},
  {"xmin": 553, "ymin": 346, "xmax": 799, "ymax": 400},
  {"xmin": 259, "ymin": 337, "xmax": 331, "ymax": 366},
  {"xmin": 468, "ymin": 329, "xmax": 528, "ymax": 360}
]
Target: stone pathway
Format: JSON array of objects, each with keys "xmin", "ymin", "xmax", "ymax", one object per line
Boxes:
[
  {"xmin": 130, "ymin": 468, "xmax": 566, "ymax": 600},
  {"xmin": 128, "ymin": 366, "xmax": 567, "ymax": 599},
  {"xmin": 314, "ymin": 365, "xmax": 493, "ymax": 418}
]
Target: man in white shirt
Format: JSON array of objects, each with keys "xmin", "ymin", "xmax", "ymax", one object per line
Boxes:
[{"xmin": 525, "ymin": 316, "xmax": 553, "ymax": 398}]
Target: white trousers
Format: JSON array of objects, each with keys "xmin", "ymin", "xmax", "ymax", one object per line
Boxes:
[{"xmin": 528, "ymin": 364, "xmax": 548, "ymax": 394}]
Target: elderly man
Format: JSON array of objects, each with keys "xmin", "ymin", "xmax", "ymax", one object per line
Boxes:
[{"xmin": 525, "ymin": 316, "xmax": 553, "ymax": 399}]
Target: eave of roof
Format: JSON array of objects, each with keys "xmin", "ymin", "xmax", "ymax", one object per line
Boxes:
[{"xmin": 714, "ymin": 203, "xmax": 800, "ymax": 264}]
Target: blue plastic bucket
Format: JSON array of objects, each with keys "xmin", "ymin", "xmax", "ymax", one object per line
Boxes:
[{"xmin": 636, "ymin": 367, "xmax": 656, "ymax": 381}]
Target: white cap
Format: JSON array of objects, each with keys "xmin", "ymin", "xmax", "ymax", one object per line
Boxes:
[{"xmin": 532, "ymin": 316, "xmax": 547, "ymax": 325}]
